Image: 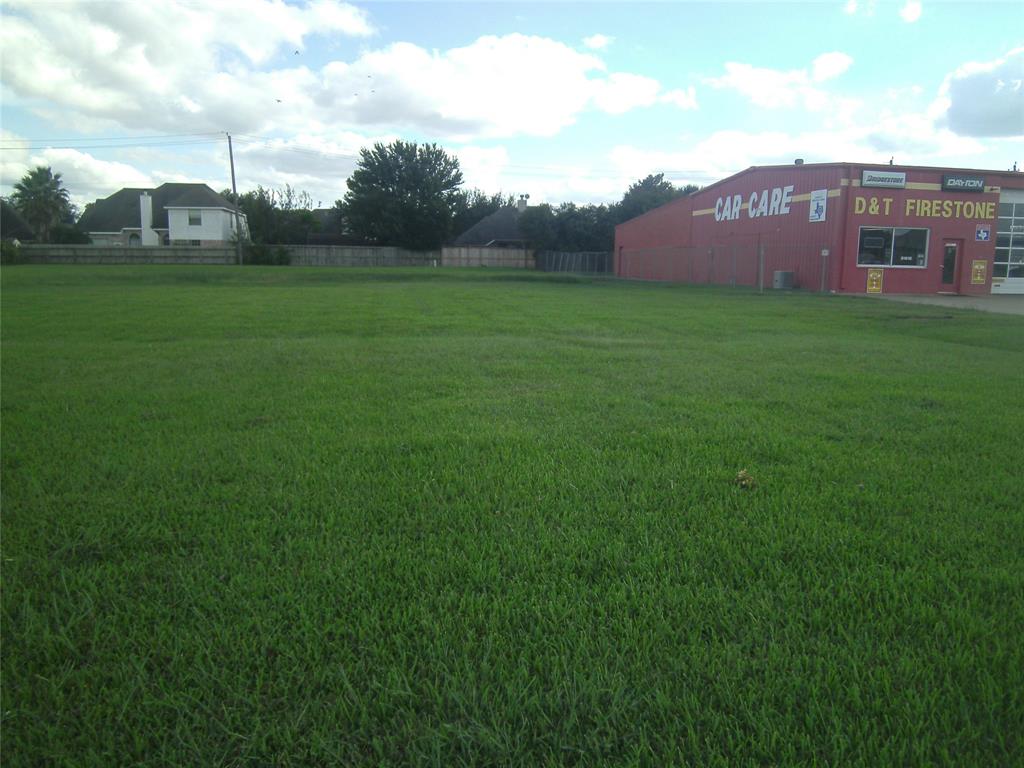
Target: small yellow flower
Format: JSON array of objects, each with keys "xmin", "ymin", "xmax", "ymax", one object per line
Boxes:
[{"xmin": 735, "ymin": 469, "xmax": 756, "ymax": 489}]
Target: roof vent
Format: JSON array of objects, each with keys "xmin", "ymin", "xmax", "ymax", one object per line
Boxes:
[{"xmin": 794, "ymin": 158, "xmax": 804, "ymax": 165}]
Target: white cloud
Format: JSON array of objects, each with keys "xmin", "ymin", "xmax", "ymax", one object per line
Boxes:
[
  {"xmin": 609, "ymin": 117, "xmax": 988, "ymax": 188},
  {"xmin": 0, "ymin": 0, "xmax": 373, "ymax": 134},
  {"xmin": 454, "ymin": 146, "xmax": 512, "ymax": 193},
  {"xmin": 706, "ymin": 52, "xmax": 854, "ymax": 114},
  {"xmin": 932, "ymin": 47, "xmax": 1024, "ymax": 137},
  {"xmin": 843, "ymin": 0, "xmax": 877, "ymax": 16},
  {"xmin": 582, "ymin": 34, "xmax": 614, "ymax": 51},
  {"xmin": 592, "ymin": 73, "xmax": 662, "ymax": 114},
  {"xmin": 899, "ymin": 1, "xmax": 922, "ymax": 23},
  {"xmin": 811, "ymin": 52, "xmax": 853, "ymax": 82},
  {"xmin": 0, "ymin": 0, "xmax": 696, "ymax": 143},
  {"xmin": 660, "ymin": 87, "xmax": 699, "ymax": 110},
  {"xmin": 0, "ymin": 134, "xmax": 161, "ymax": 208}
]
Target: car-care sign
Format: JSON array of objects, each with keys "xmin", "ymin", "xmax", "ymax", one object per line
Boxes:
[
  {"xmin": 862, "ymin": 170, "xmax": 906, "ymax": 189},
  {"xmin": 715, "ymin": 185, "xmax": 795, "ymax": 222}
]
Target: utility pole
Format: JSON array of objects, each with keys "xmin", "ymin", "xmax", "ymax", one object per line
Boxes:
[{"xmin": 226, "ymin": 132, "xmax": 242, "ymax": 265}]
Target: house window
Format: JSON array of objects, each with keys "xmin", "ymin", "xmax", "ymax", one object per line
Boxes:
[
  {"xmin": 162, "ymin": 234, "xmax": 170, "ymax": 246},
  {"xmin": 190, "ymin": 240, "xmax": 201, "ymax": 247},
  {"xmin": 857, "ymin": 226, "xmax": 928, "ymax": 267},
  {"xmin": 188, "ymin": 210, "xmax": 202, "ymax": 226}
]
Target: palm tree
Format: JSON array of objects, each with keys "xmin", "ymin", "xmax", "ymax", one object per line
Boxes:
[{"xmin": 11, "ymin": 166, "xmax": 72, "ymax": 242}]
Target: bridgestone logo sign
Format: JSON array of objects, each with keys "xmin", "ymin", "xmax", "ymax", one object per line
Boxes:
[
  {"xmin": 862, "ymin": 170, "xmax": 906, "ymax": 188},
  {"xmin": 942, "ymin": 174, "xmax": 985, "ymax": 193}
]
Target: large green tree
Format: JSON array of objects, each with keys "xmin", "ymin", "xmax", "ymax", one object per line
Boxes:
[
  {"xmin": 338, "ymin": 141, "xmax": 464, "ymax": 250},
  {"xmin": 11, "ymin": 166, "xmax": 73, "ymax": 242},
  {"xmin": 615, "ymin": 173, "xmax": 698, "ymax": 224}
]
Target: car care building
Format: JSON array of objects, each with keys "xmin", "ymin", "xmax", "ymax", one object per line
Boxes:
[{"xmin": 615, "ymin": 162, "xmax": 1024, "ymax": 295}]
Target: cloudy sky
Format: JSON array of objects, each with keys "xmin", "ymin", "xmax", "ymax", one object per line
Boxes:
[{"xmin": 1, "ymin": 0, "xmax": 1022, "ymax": 210}]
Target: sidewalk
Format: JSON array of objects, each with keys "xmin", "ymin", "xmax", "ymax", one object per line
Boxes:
[{"xmin": 872, "ymin": 293, "xmax": 1024, "ymax": 316}]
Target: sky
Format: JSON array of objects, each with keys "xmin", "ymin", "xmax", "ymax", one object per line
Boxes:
[{"xmin": 1, "ymin": 0, "xmax": 1022, "ymax": 212}]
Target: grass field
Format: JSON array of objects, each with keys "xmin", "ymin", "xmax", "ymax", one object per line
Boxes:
[{"xmin": 2, "ymin": 266, "xmax": 1022, "ymax": 766}]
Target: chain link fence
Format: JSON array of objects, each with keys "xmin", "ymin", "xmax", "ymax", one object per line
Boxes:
[
  {"xmin": 618, "ymin": 241, "xmax": 832, "ymax": 292},
  {"xmin": 535, "ymin": 251, "xmax": 613, "ymax": 274}
]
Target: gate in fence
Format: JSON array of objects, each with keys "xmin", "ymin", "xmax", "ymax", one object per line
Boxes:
[{"xmin": 535, "ymin": 251, "xmax": 613, "ymax": 274}]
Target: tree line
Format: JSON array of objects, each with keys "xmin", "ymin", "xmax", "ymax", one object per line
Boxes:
[
  {"xmin": 330, "ymin": 140, "xmax": 698, "ymax": 252},
  {"xmin": 3, "ymin": 143, "xmax": 699, "ymax": 252}
]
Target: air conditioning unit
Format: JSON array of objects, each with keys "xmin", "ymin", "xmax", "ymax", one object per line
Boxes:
[{"xmin": 773, "ymin": 271, "xmax": 795, "ymax": 289}]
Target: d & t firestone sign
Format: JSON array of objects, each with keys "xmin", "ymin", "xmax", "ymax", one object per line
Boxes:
[{"xmin": 942, "ymin": 174, "xmax": 985, "ymax": 193}]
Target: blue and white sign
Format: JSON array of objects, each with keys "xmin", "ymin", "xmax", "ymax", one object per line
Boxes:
[
  {"xmin": 809, "ymin": 189, "xmax": 827, "ymax": 223},
  {"xmin": 976, "ymin": 225, "xmax": 991, "ymax": 242}
]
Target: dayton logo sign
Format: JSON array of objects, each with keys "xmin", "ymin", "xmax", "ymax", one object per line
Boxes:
[{"xmin": 942, "ymin": 174, "xmax": 985, "ymax": 193}]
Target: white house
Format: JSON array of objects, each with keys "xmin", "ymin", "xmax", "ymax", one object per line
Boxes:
[{"xmin": 78, "ymin": 183, "xmax": 249, "ymax": 247}]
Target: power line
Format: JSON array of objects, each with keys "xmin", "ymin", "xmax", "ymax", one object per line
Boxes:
[
  {"xmin": 2, "ymin": 131, "xmax": 224, "ymax": 143},
  {"xmin": 0, "ymin": 138, "xmax": 226, "ymax": 152}
]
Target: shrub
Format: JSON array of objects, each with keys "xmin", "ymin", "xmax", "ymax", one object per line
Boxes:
[
  {"xmin": 49, "ymin": 224, "xmax": 92, "ymax": 244},
  {"xmin": 1, "ymin": 240, "xmax": 25, "ymax": 265},
  {"xmin": 243, "ymin": 243, "xmax": 291, "ymax": 266}
]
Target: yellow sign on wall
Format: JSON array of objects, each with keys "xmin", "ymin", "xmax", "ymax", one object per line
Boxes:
[
  {"xmin": 866, "ymin": 268, "xmax": 884, "ymax": 294},
  {"xmin": 971, "ymin": 259, "xmax": 987, "ymax": 285}
]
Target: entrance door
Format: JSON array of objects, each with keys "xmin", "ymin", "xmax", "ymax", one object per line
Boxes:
[{"xmin": 941, "ymin": 241, "xmax": 961, "ymax": 293}]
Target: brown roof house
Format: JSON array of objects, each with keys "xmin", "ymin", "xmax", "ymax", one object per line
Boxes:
[{"xmin": 77, "ymin": 183, "xmax": 248, "ymax": 247}]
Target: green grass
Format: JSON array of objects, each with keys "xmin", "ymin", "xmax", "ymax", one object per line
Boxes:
[{"xmin": 2, "ymin": 266, "xmax": 1022, "ymax": 766}]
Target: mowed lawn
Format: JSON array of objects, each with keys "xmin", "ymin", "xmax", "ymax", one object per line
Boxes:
[{"xmin": 2, "ymin": 266, "xmax": 1022, "ymax": 766}]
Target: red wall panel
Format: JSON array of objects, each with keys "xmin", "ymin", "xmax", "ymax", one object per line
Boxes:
[{"xmin": 615, "ymin": 163, "xmax": 1024, "ymax": 295}]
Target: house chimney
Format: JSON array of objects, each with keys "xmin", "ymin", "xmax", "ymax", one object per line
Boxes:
[
  {"xmin": 139, "ymin": 191, "xmax": 159, "ymax": 245},
  {"xmin": 140, "ymin": 192, "xmax": 153, "ymax": 230},
  {"xmin": 517, "ymin": 193, "xmax": 529, "ymax": 213}
]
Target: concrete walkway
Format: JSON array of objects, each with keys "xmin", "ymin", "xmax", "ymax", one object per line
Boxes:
[{"xmin": 872, "ymin": 293, "xmax": 1024, "ymax": 316}]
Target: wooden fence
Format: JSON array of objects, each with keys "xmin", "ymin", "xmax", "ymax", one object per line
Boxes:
[
  {"xmin": 17, "ymin": 245, "xmax": 236, "ymax": 265},
  {"xmin": 16, "ymin": 245, "xmax": 558, "ymax": 272}
]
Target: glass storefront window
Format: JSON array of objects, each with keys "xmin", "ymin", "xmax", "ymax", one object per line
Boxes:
[{"xmin": 857, "ymin": 227, "xmax": 928, "ymax": 267}]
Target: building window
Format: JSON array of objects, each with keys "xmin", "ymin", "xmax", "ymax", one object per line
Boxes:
[
  {"xmin": 190, "ymin": 240, "xmax": 201, "ymax": 246},
  {"xmin": 857, "ymin": 226, "xmax": 928, "ymax": 267},
  {"xmin": 162, "ymin": 234, "xmax": 170, "ymax": 246},
  {"xmin": 128, "ymin": 233, "xmax": 141, "ymax": 246},
  {"xmin": 994, "ymin": 202, "xmax": 1024, "ymax": 279},
  {"xmin": 188, "ymin": 210, "xmax": 202, "ymax": 226}
]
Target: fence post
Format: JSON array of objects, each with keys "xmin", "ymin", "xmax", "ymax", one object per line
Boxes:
[
  {"xmin": 820, "ymin": 249, "xmax": 829, "ymax": 293},
  {"xmin": 758, "ymin": 242, "xmax": 765, "ymax": 293}
]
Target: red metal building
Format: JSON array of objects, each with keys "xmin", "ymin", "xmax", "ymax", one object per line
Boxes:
[{"xmin": 615, "ymin": 162, "xmax": 1024, "ymax": 295}]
